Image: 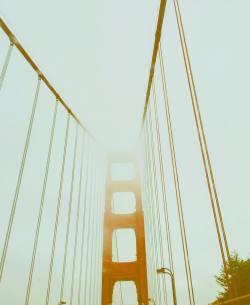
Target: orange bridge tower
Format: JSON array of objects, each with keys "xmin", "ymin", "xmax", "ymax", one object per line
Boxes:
[{"xmin": 102, "ymin": 154, "xmax": 148, "ymax": 305}]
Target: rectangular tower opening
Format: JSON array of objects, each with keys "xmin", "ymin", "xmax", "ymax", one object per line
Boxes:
[
  {"xmin": 112, "ymin": 228, "xmax": 137, "ymax": 262},
  {"xmin": 112, "ymin": 281, "xmax": 138, "ymax": 305},
  {"xmin": 112, "ymin": 192, "xmax": 136, "ymax": 214}
]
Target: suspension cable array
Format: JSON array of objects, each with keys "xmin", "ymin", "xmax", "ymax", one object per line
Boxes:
[
  {"xmin": 0, "ymin": 18, "xmax": 105, "ymax": 305},
  {"xmin": 0, "ymin": 1, "xmax": 248, "ymax": 304},
  {"xmin": 140, "ymin": 0, "xmax": 236, "ymax": 305}
]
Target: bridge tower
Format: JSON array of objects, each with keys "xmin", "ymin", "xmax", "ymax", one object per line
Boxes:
[{"xmin": 102, "ymin": 154, "xmax": 148, "ymax": 305}]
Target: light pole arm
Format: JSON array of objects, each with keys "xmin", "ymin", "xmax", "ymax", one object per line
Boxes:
[{"xmin": 156, "ymin": 267, "xmax": 178, "ymax": 305}]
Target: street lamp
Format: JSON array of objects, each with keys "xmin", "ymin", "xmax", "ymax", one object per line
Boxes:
[{"xmin": 157, "ymin": 267, "xmax": 178, "ymax": 305}]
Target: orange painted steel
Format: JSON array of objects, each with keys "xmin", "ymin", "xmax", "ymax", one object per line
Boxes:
[
  {"xmin": 102, "ymin": 154, "xmax": 148, "ymax": 305},
  {"xmin": 141, "ymin": 0, "xmax": 167, "ymax": 126},
  {"xmin": 0, "ymin": 18, "xmax": 94, "ymax": 139}
]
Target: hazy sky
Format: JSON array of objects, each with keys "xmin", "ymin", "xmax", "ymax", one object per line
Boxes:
[
  {"xmin": 1, "ymin": 0, "xmax": 159, "ymax": 152},
  {"xmin": 1, "ymin": 0, "xmax": 250, "ymax": 305}
]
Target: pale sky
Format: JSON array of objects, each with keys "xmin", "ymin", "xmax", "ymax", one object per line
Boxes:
[{"xmin": 1, "ymin": 0, "xmax": 250, "ymax": 305}]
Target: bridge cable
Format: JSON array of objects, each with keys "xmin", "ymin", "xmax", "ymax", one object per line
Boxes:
[
  {"xmin": 152, "ymin": 81, "xmax": 175, "ymax": 275},
  {"xmin": 45, "ymin": 112, "xmax": 70, "ymax": 305},
  {"xmin": 143, "ymin": 124, "xmax": 158, "ymax": 302},
  {"xmin": 146, "ymin": 120, "xmax": 164, "ymax": 305},
  {"xmin": 159, "ymin": 43, "xmax": 196, "ymax": 305},
  {"xmin": 69, "ymin": 131, "xmax": 84, "ymax": 305},
  {"xmin": 152, "ymin": 80, "xmax": 179, "ymax": 305},
  {"xmin": 95, "ymin": 179, "xmax": 105, "ymax": 305},
  {"xmin": 142, "ymin": 129, "xmax": 158, "ymax": 302},
  {"xmin": 172, "ymin": 0, "xmax": 231, "ymax": 275},
  {"xmin": 88, "ymin": 152, "xmax": 100, "ymax": 303},
  {"xmin": 83, "ymin": 142, "xmax": 94, "ymax": 305},
  {"xmin": 147, "ymin": 106, "xmax": 169, "ymax": 305},
  {"xmin": 90, "ymin": 152, "xmax": 99, "ymax": 304},
  {"xmin": 0, "ymin": 77, "xmax": 41, "ymax": 282},
  {"xmin": 91, "ymin": 165, "xmax": 102, "ymax": 304},
  {"xmin": 142, "ymin": 0, "xmax": 167, "ymax": 124},
  {"xmin": 59, "ymin": 123, "xmax": 79, "ymax": 302},
  {"xmin": 92, "ymin": 157, "xmax": 103, "ymax": 305},
  {"xmin": 0, "ymin": 41, "xmax": 13, "ymax": 90},
  {"xmin": 145, "ymin": 117, "xmax": 165, "ymax": 305},
  {"xmin": 24, "ymin": 100, "xmax": 58, "ymax": 305},
  {"xmin": 0, "ymin": 18, "xmax": 94, "ymax": 138},
  {"xmin": 144, "ymin": 122, "xmax": 160, "ymax": 303},
  {"xmin": 92, "ymin": 158, "xmax": 100, "ymax": 303},
  {"xmin": 77, "ymin": 136, "xmax": 90, "ymax": 305}
]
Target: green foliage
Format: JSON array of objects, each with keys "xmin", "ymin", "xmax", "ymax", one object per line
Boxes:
[{"xmin": 215, "ymin": 253, "xmax": 250, "ymax": 304}]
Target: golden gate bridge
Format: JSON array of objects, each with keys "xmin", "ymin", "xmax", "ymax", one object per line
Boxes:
[{"xmin": 0, "ymin": 0, "xmax": 249, "ymax": 304}]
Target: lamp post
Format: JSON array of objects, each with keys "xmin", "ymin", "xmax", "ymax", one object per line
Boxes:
[{"xmin": 157, "ymin": 267, "xmax": 178, "ymax": 305}]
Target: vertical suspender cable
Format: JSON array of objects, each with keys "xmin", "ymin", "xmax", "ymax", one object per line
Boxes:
[
  {"xmin": 97, "ymin": 158, "xmax": 105, "ymax": 305},
  {"xmin": 93, "ymin": 149, "xmax": 104, "ymax": 305},
  {"xmin": 59, "ymin": 123, "xmax": 79, "ymax": 302},
  {"xmin": 24, "ymin": 101, "xmax": 58, "ymax": 305},
  {"xmin": 45, "ymin": 112, "xmax": 70, "ymax": 305},
  {"xmin": 152, "ymin": 81, "xmax": 178, "ymax": 305},
  {"xmin": 88, "ymin": 149, "xmax": 98, "ymax": 304},
  {"xmin": 142, "ymin": 128, "xmax": 157, "ymax": 302},
  {"xmin": 148, "ymin": 106, "xmax": 169, "ymax": 305},
  {"xmin": 0, "ymin": 41, "xmax": 14, "ymax": 90},
  {"xmin": 153, "ymin": 81, "xmax": 178, "ymax": 305},
  {"xmin": 92, "ymin": 148, "xmax": 103, "ymax": 305},
  {"xmin": 88, "ymin": 144, "xmax": 96, "ymax": 305},
  {"xmin": 94, "ymin": 179, "xmax": 104, "ymax": 305},
  {"xmin": 152, "ymin": 82, "xmax": 174, "ymax": 275},
  {"xmin": 159, "ymin": 44, "xmax": 196, "ymax": 305},
  {"xmin": 77, "ymin": 136, "xmax": 90, "ymax": 305},
  {"xmin": 145, "ymin": 120, "xmax": 162, "ymax": 305},
  {"xmin": 145, "ymin": 116, "xmax": 164, "ymax": 305},
  {"xmin": 83, "ymin": 142, "xmax": 94, "ymax": 305},
  {"xmin": 0, "ymin": 77, "xmax": 41, "ymax": 282},
  {"xmin": 172, "ymin": 0, "xmax": 231, "ymax": 274},
  {"xmin": 69, "ymin": 131, "xmax": 84, "ymax": 305},
  {"xmin": 145, "ymin": 121, "xmax": 159, "ymax": 303}
]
